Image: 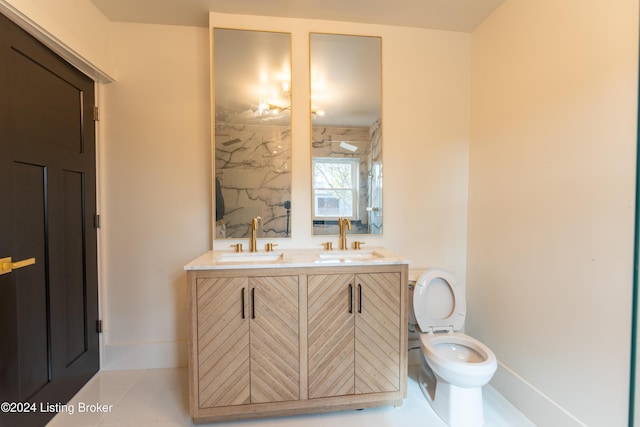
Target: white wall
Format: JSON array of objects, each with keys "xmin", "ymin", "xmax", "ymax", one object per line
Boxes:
[
  {"xmin": 99, "ymin": 23, "xmax": 211, "ymax": 368},
  {"xmin": 467, "ymin": 1, "xmax": 638, "ymax": 425},
  {"xmin": 98, "ymin": 15, "xmax": 471, "ymax": 369}
]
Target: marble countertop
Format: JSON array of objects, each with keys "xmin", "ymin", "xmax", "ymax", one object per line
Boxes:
[{"xmin": 184, "ymin": 247, "xmax": 410, "ymax": 270}]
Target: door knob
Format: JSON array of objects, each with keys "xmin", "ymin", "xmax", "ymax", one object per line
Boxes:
[{"xmin": 0, "ymin": 257, "xmax": 36, "ymax": 276}]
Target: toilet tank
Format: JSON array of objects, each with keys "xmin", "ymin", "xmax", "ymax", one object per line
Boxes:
[{"xmin": 408, "ymin": 269, "xmax": 426, "ymax": 327}]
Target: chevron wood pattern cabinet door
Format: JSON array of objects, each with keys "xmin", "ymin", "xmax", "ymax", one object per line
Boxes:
[
  {"xmin": 196, "ymin": 277, "xmax": 250, "ymax": 408},
  {"xmin": 308, "ymin": 274, "xmax": 355, "ymax": 398},
  {"xmin": 354, "ymin": 273, "xmax": 402, "ymax": 394},
  {"xmin": 249, "ymin": 276, "xmax": 299, "ymax": 403}
]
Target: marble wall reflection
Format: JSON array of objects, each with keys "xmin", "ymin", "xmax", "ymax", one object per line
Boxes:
[{"xmin": 215, "ymin": 124, "xmax": 292, "ymax": 238}]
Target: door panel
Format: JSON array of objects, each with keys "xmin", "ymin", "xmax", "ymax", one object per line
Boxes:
[
  {"xmin": 197, "ymin": 277, "xmax": 250, "ymax": 408},
  {"xmin": 250, "ymin": 276, "xmax": 299, "ymax": 403},
  {"xmin": 355, "ymin": 273, "xmax": 401, "ymax": 394},
  {"xmin": 14, "ymin": 162, "xmax": 49, "ymax": 400},
  {"xmin": 308, "ymin": 274, "xmax": 355, "ymax": 398},
  {"xmin": 62, "ymin": 170, "xmax": 88, "ymax": 364},
  {"xmin": 0, "ymin": 12, "xmax": 99, "ymax": 427},
  {"xmin": 11, "ymin": 44, "xmax": 83, "ymax": 152}
]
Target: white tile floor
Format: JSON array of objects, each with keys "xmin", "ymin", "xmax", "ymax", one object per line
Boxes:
[{"xmin": 47, "ymin": 365, "xmax": 537, "ymax": 427}]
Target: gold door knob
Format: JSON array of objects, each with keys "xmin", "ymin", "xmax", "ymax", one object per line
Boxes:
[{"xmin": 0, "ymin": 257, "xmax": 36, "ymax": 276}]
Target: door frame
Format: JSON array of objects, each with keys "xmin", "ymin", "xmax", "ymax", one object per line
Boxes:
[{"xmin": 0, "ymin": 4, "xmax": 113, "ymax": 372}]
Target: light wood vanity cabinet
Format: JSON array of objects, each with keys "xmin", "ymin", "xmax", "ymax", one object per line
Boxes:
[{"xmin": 188, "ymin": 263, "xmax": 407, "ymax": 424}]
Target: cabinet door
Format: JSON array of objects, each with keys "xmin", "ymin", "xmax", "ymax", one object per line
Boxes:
[
  {"xmin": 308, "ymin": 274, "xmax": 355, "ymax": 398},
  {"xmin": 249, "ymin": 276, "xmax": 300, "ymax": 403},
  {"xmin": 355, "ymin": 273, "xmax": 402, "ymax": 394},
  {"xmin": 196, "ymin": 277, "xmax": 250, "ymax": 408}
]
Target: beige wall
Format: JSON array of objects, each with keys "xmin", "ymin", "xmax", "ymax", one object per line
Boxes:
[
  {"xmin": 468, "ymin": 0, "xmax": 638, "ymax": 425},
  {"xmin": 99, "ymin": 23, "xmax": 212, "ymax": 368}
]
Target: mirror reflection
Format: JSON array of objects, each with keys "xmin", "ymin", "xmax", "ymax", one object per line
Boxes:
[
  {"xmin": 213, "ymin": 28, "xmax": 292, "ymax": 239},
  {"xmin": 310, "ymin": 33, "xmax": 382, "ymax": 235}
]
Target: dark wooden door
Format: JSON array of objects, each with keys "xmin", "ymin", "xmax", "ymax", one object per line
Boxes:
[{"xmin": 0, "ymin": 13, "xmax": 99, "ymax": 427}]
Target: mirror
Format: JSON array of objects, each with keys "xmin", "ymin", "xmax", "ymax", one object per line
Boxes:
[
  {"xmin": 310, "ymin": 33, "xmax": 382, "ymax": 236},
  {"xmin": 213, "ymin": 28, "xmax": 292, "ymax": 239}
]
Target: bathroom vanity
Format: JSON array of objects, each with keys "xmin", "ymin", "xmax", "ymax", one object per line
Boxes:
[{"xmin": 184, "ymin": 248, "xmax": 409, "ymax": 423}]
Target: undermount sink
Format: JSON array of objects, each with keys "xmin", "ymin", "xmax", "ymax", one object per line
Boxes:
[
  {"xmin": 216, "ymin": 251, "xmax": 283, "ymax": 263},
  {"xmin": 317, "ymin": 250, "xmax": 384, "ymax": 261}
]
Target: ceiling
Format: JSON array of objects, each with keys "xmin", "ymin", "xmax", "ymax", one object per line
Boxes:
[{"xmin": 90, "ymin": 0, "xmax": 505, "ymax": 33}]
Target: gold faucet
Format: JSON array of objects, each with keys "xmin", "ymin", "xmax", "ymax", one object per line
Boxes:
[
  {"xmin": 338, "ymin": 217, "xmax": 352, "ymax": 250},
  {"xmin": 250, "ymin": 216, "xmax": 263, "ymax": 252}
]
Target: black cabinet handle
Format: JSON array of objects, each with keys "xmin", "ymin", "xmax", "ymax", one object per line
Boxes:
[
  {"xmin": 251, "ymin": 288, "xmax": 256, "ymax": 319},
  {"xmin": 241, "ymin": 288, "xmax": 246, "ymax": 319},
  {"xmin": 349, "ymin": 284, "xmax": 353, "ymax": 313},
  {"xmin": 358, "ymin": 284, "xmax": 362, "ymax": 313}
]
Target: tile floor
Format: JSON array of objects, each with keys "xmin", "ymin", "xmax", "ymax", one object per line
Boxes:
[{"xmin": 47, "ymin": 364, "xmax": 536, "ymax": 427}]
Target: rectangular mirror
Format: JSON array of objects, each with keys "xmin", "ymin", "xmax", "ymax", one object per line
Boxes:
[
  {"xmin": 213, "ymin": 28, "xmax": 292, "ymax": 239},
  {"xmin": 310, "ymin": 33, "xmax": 382, "ymax": 235}
]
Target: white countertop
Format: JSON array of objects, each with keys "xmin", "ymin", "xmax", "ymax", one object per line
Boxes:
[{"xmin": 184, "ymin": 247, "xmax": 410, "ymax": 270}]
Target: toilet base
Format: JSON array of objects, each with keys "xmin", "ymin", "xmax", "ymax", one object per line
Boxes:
[{"xmin": 419, "ymin": 354, "xmax": 485, "ymax": 427}]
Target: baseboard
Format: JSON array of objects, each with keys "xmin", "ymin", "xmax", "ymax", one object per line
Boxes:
[
  {"xmin": 491, "ymin": 361, "xmax": 587, "ymax": 427},
  {"xmin": 101, "ymin": 340, "xmax": 187, "ymax": 370}
]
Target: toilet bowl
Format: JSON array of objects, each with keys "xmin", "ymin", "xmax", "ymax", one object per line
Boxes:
[{"xmin": 412, "ymin": 269, "xmax": 497, "ymax": 427}]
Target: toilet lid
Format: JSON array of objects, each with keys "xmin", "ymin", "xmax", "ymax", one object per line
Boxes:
[{"xmin": 413, "ymin": 269, "xmax": 466, "ymax": 332}]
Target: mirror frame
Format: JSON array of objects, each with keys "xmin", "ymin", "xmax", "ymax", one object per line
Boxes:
[
  {"xmin": 212, "ymin": 28, "xmax": 293, "ymax": 240},
  {"xmin": 309, "ymin": 32, "xmax": 383, "ymax": 237}
]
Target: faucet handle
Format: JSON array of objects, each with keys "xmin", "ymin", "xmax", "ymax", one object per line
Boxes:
[
  {"xmin": 265, "ymin": 243, "xmax": 278, "ymax": 252},
  {"xmin": 352, "ymin": 241, "xmax": 365, "ymax": 250},
  {"xmin": 321, "ymin": 242, "xmax": 333, "ymax": 251},
  {"xmin": 231, "ymin": 243, "xmax": 243, "ymax": 253}
]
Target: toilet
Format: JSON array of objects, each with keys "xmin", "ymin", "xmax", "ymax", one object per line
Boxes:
[{"xmin": 410, "ymin": 269, "xmax": 497, "ymax": 427}]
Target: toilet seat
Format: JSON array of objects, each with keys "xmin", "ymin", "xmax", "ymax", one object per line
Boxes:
[
  {"xmin": 413, "ymin": 269, "xmax": 466, "ymax": 333},
  {"xmin": 414, "ymin": 269, "xmax": 496, "ymax": 384},
  {"xmin": 420, "ymin": 332, "xmax": 497, "ymax": 388}
]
